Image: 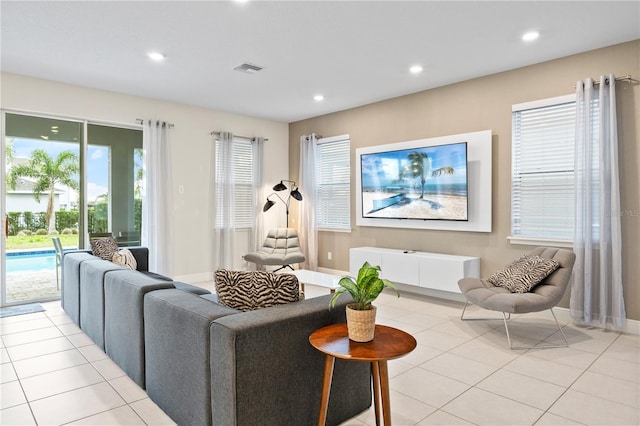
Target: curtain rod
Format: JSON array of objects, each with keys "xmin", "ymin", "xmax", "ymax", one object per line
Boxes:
[
  {"xmin": 575, "ymin": 74, "xmax": 633, "ymax": 88},
  {"xmin": 210, "ymin": 130, "xmax": 268, "ymax": 141},
  {"xmin": 135, "ymin": 118, "xmax": 175, "ymax": 128}
]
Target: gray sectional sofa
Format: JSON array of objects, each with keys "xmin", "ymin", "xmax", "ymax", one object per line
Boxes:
[{"xmin": 61, "ymin": 248, "xmax": 371, "ymax": 426}]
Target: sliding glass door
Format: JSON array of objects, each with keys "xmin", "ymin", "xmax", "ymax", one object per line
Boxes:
[{"xmin": 1, "ymin": 112, "xmax": 142, "ymax": 306}]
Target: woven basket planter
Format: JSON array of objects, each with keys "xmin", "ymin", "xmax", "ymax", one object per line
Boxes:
[{"xmin": 346, "ymin": 304, "xmax": 377, "ymax": 342}]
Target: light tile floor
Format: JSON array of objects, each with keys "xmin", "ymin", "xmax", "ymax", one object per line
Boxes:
[{"xmin": 1, "ymin": 283, "xmax": 638, "ymax": 426}]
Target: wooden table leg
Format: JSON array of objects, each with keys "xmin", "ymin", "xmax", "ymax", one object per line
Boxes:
[
  {"xmin": 317, "ymin": 355, "xmax": 335, "ymax": 426},
  {"xmin": 371, "ymin": 362, "xmax": 381, "ymax": 426},
  {"xmin": 379, "ymin": 360, "xmax": 391, "ymax": 425}
]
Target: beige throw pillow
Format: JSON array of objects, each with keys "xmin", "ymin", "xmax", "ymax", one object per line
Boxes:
[{"xmin": 112, "ymin": 248, "xmax": 137, "ymax": 270}]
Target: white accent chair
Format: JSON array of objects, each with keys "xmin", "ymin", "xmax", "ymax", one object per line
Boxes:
[{"xmin": 243, "ymin": 228, "xmax": 306, "ymax": 272}]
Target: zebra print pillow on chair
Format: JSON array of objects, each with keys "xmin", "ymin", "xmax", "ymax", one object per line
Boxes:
[{"xmin": 214, "ymin": 269, "xmax": 300, "ymax": 312}]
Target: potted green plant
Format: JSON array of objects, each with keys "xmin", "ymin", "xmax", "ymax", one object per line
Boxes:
[{"xmin": 330, "ymin": 261, "xmax": 399, "ymax": 342}]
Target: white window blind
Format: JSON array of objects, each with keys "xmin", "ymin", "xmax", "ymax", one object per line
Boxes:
[
  {"xmin": 316, "ymin": 136, "xmax": 350, "ymax": 229},
  {"xmin": 511, "ymin": 96, "xmax": 576, "ymax": 242},
  {"xmin": 214, "ymin": 138, "xmax": 254, "ymax": 228}
]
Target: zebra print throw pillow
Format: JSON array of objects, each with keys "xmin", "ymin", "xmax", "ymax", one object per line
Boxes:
[
  {"xmin": 112, "ymin": 249, "xmax": 137, "ymax": 270},
  {"xmin": 214, "ymin": 269, "xmax": 300, "ymax": 312},
  {"xmin": 488, "ymin": 254, "xmax": 560, "ymax": 293},
  {"xmin": 90, "ymin": 237, "xmax": 119, "ymax": 261}
]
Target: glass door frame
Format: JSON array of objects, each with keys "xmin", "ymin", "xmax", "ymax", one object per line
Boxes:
[{"xmin": 1, "ymin": 108, "xmax": 141, "ymax": 307}]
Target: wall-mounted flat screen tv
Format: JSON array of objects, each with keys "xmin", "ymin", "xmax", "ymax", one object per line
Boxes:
[{"xmin": 360, "ymin": 141, "xmax": 468, "ymax": 221}]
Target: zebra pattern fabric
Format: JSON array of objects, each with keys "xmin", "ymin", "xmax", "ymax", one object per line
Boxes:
[
  {"xmin": 90, "ymin": 237, "xmax": 119, "ymax": 261},
  {"xmin": 488, "ymin": 254, "xmax": 560, "ymax": 293},
  {"xmin": 214, "ymin": 269, "xmax": 300, "ymax": 312},
  {"xmin": 112, "ymin": 249, "xmax": 137, "ymax": 270}
]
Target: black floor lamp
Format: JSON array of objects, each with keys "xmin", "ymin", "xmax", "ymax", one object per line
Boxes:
[{"xmin": 263, "ymin": 180, "xmax": 303, "ymax": 227}]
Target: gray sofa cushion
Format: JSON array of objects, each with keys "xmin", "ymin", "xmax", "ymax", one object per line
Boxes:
[
  {"xmin": 62, "ymin": 252, "xmax": 99, "ymax": 325},
  {"xmin": 61, "ymin": 248, "xmax": 153, "ymax": 325},
  {"xmin": 79, "ymin": 259, "xmax": 126, "ymax": 349},
  {"xmin": 104, "ymin": 270, "xmax": 174, "ymax": 388}
]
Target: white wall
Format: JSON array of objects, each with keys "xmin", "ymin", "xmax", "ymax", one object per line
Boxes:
[{"xmin": 1, "ymin": 72, "xmax": 289, "ymax": 281}]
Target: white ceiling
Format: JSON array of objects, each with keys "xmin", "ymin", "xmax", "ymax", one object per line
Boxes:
[{"xmin": 1, "ymin": 1, "xmax": 639, "ymax": 123}]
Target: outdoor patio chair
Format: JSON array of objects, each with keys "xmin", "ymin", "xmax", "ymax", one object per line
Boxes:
[{"xmin": 52, "ymin": 237, "xmax": 63, "ymax": 290}]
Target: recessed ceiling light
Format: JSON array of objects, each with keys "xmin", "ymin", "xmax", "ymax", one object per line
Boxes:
[
  {"xmin": 314, "ymin": 94, "xmax": 324, "ymax": 102},
  {"xmin": 147, "ymin": 51, "xmax": 166, "ymax": 61},
  {"xmin": 522, "ymin": 31, "xmax": 539, "ymax": 42},
  {"xmin": 409, "ymin": 65, "xmax": 423, "ymax": 74}
]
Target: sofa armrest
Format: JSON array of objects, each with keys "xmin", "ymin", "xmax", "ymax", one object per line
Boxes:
[
  {"xmin": 210, "ymin": 295, "xmax": 372, "ymax": 426},
  {"xmin": 126, "ymin": 247, "xmax": 149, "ymax": 272}
]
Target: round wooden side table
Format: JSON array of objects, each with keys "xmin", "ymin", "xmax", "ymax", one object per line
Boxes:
[{"xmin": 309, "ymin": 323, "xmax": 417, "ymax": 426}]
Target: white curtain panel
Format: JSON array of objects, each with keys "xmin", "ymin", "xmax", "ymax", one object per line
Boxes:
[
  {"xmin": 251, "ymin": 137, "xmax": 265, "ymax": 253},
  {"xmin": 212, "ymin": 131, "xmax": 235, "ymax": 270},
  {"xmin": 299, "ymin": 134, "xmax": 318, "ymax": 271},
  {"xmin": 571, "ymin": 74, "xmax": 626, "ymax": 329},
  {"xmin": 141, "ymin": 120, "xmax": 174, "ymax": 277}
]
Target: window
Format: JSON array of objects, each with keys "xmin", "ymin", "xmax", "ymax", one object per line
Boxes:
[
  {"xmin": 316, "ymin": 135, "xmax": 350, "ymax": 230},
  {"xmin": 214, "ymin": 137, "xmax": 254, "ymax": 228},
  {"xmin": 510, "ymin": 95, "xmax": 576, "ymax": 245},
  {"xmin": 3, "ymin": 112, "xmax": 142, "ymax": 305}
]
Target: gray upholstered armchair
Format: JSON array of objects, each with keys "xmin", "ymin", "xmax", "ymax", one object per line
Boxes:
[
  {"xmin": 458, "ymin": 247, "xmax": 576, "ymax": 350},
  {"xmin": 243, "ymin": 228, "xmax": 306, "ymax": 272}
]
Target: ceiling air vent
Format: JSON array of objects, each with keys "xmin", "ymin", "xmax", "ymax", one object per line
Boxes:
[{"xmin": 233, "ymin": 62, "xmax": 263, "ymax": 74}]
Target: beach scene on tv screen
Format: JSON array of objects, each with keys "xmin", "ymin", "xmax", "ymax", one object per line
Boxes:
[{"xmin": 361, "ymin": 142, "xmax": 468, "ymax": 221}]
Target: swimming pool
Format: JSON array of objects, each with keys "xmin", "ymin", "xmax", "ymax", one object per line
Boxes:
[{"xmin": 5, "ymin": 252, "xmax": 56, "ymax": 273}]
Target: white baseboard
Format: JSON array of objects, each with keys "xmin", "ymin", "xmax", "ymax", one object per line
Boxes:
[
  {"xmin": 173, "ymin": 272, "xmax": 213, "ymax": 284},
  {"xmin": 316, "ymin": 267, "xmax": 348, "ymax": 276},
  {"xmin": 552, "ymin": 307, "xmax": 640, "ymax": 336}
]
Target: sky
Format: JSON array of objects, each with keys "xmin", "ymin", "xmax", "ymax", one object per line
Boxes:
[
  {"xmin": 8, "ymin": 137, "xmax": 111, "ymax": 203},
  {"xmin": 361, "ymin": 141, "xmax": 468, "ymax": 189}
]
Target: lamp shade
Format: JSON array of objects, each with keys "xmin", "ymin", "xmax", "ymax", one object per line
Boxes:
[
  {"xmin": 273, "ymin": 181, "xmax": 288, "ymax": 191},
  {"xmin": 290, "ymin": 188, "xmax": 303, "ymax": 201},
  {"xmin": 263, "ymin": 199, "xmax": 276, "ymax": 212}
]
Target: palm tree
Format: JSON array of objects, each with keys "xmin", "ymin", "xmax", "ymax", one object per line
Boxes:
[
  {"xmin": 400, "ymin": 152, "xmax": 454, "ymax": 199},
  {"xmin": 8, "ymin": 149, "xmax": 79, "ymax": 233},
  {"xmin": 4, "ymin": 143, "xmax": 15, "ymax": 190}
]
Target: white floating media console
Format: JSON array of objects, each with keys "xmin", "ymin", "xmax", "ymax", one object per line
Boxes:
[{"xmin": 349, "ymin": 247, "xmax": 480, "ymax": 300}]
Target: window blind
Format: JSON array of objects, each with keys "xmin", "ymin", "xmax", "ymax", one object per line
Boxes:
[
  {"xmin": 511, "ymin": 99, "xmax": 576, "ymax": 240},
  {"xmin": 316, "ymin": 137, "xmax": 350, "ymax": 229},
  {"xmin": 215, "ymin": 138, "xmax": 254, "ymax": 228}
]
